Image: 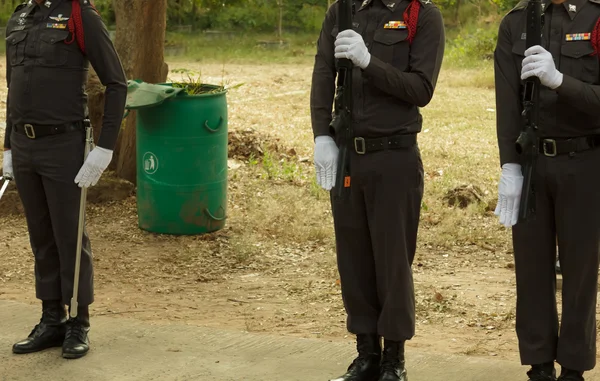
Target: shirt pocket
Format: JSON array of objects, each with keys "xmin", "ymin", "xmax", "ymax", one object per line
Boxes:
[
  {"xmin": 560, "ymin": 42, "xmax": 598, "ymax": 84},
  {"xmin": 5, "ymin": 30, "xmax": 28, "ymax": 66},
  {"xmin": 38, "ymin": 29, "xmax": 71, "ymax": 67},
  {"xmin": 512, "ymin": 39, "xmax": 526, "ymax": 68},
  {"xmin": 371, "ymin": 29, "xmax": 410, "ymax": 71}
]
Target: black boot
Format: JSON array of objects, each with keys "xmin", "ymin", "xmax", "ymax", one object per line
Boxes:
[
  {"xmin": 557, "ymin": 367, "xmax": 584, "ymax": 381},
  {"xmin": 12, "ymin": 300, "xmax": 67, "ymax": 354},
  {"xmin": 330, "ymin": 334, "xmax": 381, "ymax": 381},
  {"xmin": 378, "ymin": 340, "xmax": 407, "ymax": 381},
  {"xmin": 62, "ymin": 306, "xmax": 91, "ymax": 359},
  {"xmin": 527, "ymin": 362, "xmax": 557, "ymax": 381}
]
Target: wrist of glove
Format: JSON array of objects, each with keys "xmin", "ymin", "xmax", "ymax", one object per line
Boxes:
[
  {"xmin": 2, "ymin": 150, "xmax": 13, "ymax": 180},
  {"xmin": 521, "ymin": 45, "xmax": 563, "ymax": 89},
  {"xmin": 74, "ymin": 146, "xmax": 113, "ymax": 188},
  {"xmin": 494, "ymin": 163, "xmax": 524, "ymax": 228},
  {"xmin": 314, "ymin": 135, "xmax": 339, "ymax": 191},
  {"xmin": 334, "ymin": 29, "xmax": 371, "ymax": 69}
]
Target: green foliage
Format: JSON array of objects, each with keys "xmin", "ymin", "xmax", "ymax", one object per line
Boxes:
[
  {"xmin": 446, "ymin": 24, "xmax": 499, "ymax": 67},
  {"xmin": 168, "ymin": 68, "xmax": 244, "ymax": 94}
]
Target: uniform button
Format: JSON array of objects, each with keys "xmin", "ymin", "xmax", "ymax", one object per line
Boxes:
[{"xmin": 50, "ymin": 39, "xmax": 55, "ymax": 43}]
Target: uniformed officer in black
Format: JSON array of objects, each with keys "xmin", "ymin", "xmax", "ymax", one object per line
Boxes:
[
  {"xmin": 310, "ymin": 0, "xmax": 445, "ymax": 380},
  {"xmin": 494, "ymin": 0, "xmax": 600, "ymax": 379},
  {"xmin": 2, "ymin": 0, "xmax": 126, "ymax": 359}
]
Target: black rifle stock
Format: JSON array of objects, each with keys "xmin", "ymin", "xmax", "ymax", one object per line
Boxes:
[
  {"xmin": 330, "ymin": 0, "xmax": 354, "ymax": 200},
  {"xmin": 516, "ymin": 0, "xmax": 542, "ymax": 222}
]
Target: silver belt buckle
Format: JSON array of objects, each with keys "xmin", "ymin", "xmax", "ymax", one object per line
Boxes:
[
  {"xmin": 24, "ymin": 124, "xmax": 35, "ymax": 139},
  {"xmin": 354, "ymin": 137, "xmax": 366, "ymax": 154},
  {"xmin": 542, "ymin": 139, "xmax": 556, "ymax": 157}
]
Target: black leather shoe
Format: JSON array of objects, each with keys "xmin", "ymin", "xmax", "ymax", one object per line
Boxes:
[
  {"xmin": 62, "ymin": 317, "xmax": 90, "ymax": 359},
  {"xmin": 12, "ymin": 301, "xmax": 66, "ymax": 354},
  {"xmin": 557, "ymin": 368, "xmax": 584, "ymax": 381},
  {"xmin": 527, "ymin": 363, "xmax": 557, "ymax": 381},
  {"xmin": 330, "ymin": 334, "xmax": 381, "ymax": 381},
  {"xmin": 378, "ymin": 340, "xmax": 407, "ymax": 381}
]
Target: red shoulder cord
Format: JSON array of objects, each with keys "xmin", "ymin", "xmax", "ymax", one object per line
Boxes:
[
  {"xmin": 591, "ymin": 17, "xmax": 600, "ymax": 56},
  {"xmin": 64, "ymin": 0, "xmax": 100, "ymax": 55},
  {"xmin": 403, "ymin": 0, "xmax": 421, "ymax": 44}
]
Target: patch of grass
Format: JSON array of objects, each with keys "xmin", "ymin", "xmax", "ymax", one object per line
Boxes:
[
  {"xmin": 441, "ymin": 65, "xmax": 495, "ymax": 89},
  {"xmin": 250, "ymin": 148, "xmax": 309, "ymax": 185},
  {"xmin": 229, "ymin": 236, "xmax": 260, "ymax": 266},
  {"xmin": 165, "ymin": 31, "xmax": 318, "ymax": 66},
  {"xmin": 229, "ymin": 167, "xmax": 333, "ymax": 247}
]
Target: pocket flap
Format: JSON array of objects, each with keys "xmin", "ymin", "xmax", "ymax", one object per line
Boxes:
[
  {"xmin": 39, "ymin": 29, "xmax": 70, "ymax": 44},
  {"xmin": 373, "ymin": 29, "xmax": 408, "ymax": 45},
  {"xmin": 6, "ymin": 30, "xmax": 27, "ymax": 45},
  {"xmin": 512, "ymin": 40, "xmax": 526, "ymax": 56},
  {"xmin": 561, "ymin": 41, "xmax": 595, "ymax": 58}
]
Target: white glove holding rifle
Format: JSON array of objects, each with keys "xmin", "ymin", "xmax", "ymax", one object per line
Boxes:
[
  {"xmin": 521, "ymin": 45, "xmax": 563, "ymax": 89},
  {"xmin": 2, "ymin": 150, "xmax": 13, "ymax": 180},
  {"xmin": 494, "ymin": 163, "xmax": 524, "ymax": 228},
  {"xmin": 314, "ymin": 136, "xmax": 339, "ymax": 191},
  {"xmin": 334, "ymin": 30, "xmax": 371, "ymax": 69}
]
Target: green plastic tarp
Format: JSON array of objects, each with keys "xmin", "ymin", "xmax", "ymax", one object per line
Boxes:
[{"xmin": 124, "ymin": 79, "xmax": 185, "ymax": 111}]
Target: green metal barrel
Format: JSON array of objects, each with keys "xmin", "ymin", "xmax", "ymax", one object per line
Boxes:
[{"xmin": 131, "ymin": 83, "xmax": 228, "ymax": 235}]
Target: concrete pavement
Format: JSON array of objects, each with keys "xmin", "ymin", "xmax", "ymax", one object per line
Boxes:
[{"xmin": 0, "ymin": 300, "xmax": 598, "ymax": 380}]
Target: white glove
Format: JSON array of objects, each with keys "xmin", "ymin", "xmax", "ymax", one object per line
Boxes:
[
  {"xmin": 74, "ymin": 146, "xmax": 113, "ymax": 188},
  {"xmin": 314, "ymin": 136, "xmax": 339, "ymax": 191},
  {"xmin": 2, "ymin": 150, "xmax": 13, "ymax": 180},
  {"xmin": 494, "ymin": 163, "xmax": 524, "ymax": 228},
  {"xmin": 521, "ymin": 45, "xmax": 563, "ymax": 89},
  {"xmin": 334, "ymin": 29, "xmax": 371, "ymax": 69}
]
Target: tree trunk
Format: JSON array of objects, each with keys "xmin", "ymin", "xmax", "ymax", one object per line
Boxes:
[
  {"xmin": 278, "ymin": 0, "xmax": 283, "ymax": 41},
  {"xmin": 111, "ymin": 0, "xmax": 169, "ymax": 184}
]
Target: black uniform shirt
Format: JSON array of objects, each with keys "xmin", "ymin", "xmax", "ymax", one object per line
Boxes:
[
  {"xmin": 310, "ymin": 0, "xmax": 445, "ymax": 139},
  {"xmin": 4, "ymin": 0, "xmax": 127, "ymax": 150},
  {"xmin": 494, "ymin": 0, "xmax": 600, "ymax": 165}
]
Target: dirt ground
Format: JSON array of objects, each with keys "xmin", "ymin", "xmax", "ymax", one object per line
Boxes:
[{"xmin": 0, "ymin": 58, "xmax": 587, "ymax": 366}]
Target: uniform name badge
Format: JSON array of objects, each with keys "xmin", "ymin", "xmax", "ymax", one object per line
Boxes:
[
  {"xmin": 384, "ymin": 20, "xmax": 407, "ymax": 29},
  {"xmin": 565, "ymin": 32, "xmax": 591, "ymax": 41}
]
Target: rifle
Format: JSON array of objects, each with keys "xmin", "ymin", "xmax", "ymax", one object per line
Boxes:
[
  {"xmin": 515, "ymin": 0, "xmax": 542, "ymax": 222},
  {"xmin": 330, "ymin": 0, "xmax": 354, "ymax": 201}
]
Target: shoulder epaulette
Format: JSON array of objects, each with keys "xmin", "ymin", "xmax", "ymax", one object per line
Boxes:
[
  {"xmin": 79, "ymin": 0, "xmax": 100, "ymax": 14},
  {"xmin": 506, "ymin": 0, "xmax": 528, "ymax": 14},
  {"xmin": 13, "ymin": 2, "xmax": 27, "ymax": 13},
  {"xmin": 416, "ymin": 0, "xmax": 437, "ymax": 7}
]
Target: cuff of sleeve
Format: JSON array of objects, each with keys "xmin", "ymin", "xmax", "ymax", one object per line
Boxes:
[
  {"xmin": 499, "ymin": 146, "xmax": 520, "ymax": 167},
  {"xmin": 313, "ymin": 124, "xmax": 332, "ymax": 140},
  {"xmin": 4, "ymin": 123, "xmax": 11, "ymax": 150},
  {"xmin": 362, "ymin": 55, "xmax": 388, "ymax": 79},
  {"xmin": 555, "ymin": 74, "xmax": 581, "ymax": 99},
  {"xmin": 97, "ymin": 133, "xmax": 117, "ymax": 151}
]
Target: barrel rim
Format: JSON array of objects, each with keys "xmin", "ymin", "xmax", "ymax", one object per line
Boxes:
[{"xmin": 158, "ymin": 82, "xmax": 228, "ymax": 98}]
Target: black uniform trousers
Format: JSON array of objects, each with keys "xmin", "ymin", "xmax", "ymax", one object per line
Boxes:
[
  {"xmin": 330, "ymin": 143, "xmax": 424, "ymax": 342},
  {"xmin": 10, "ymin": 126, "xmax": 94, "ymax": 307},
  {"xmin": 512, "ymin": 146, "xmax": 600, "ymax": 371}
]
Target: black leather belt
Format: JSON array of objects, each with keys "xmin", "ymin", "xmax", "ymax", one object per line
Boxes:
[
  {"xmin": 13, "ymin": 122, "xmax": 81, "ymax": 139},
  {"xmin": 538, "ymin": 135, "xmax": 600, "ymax": 157},
  {"xmin": 352, "ymin": 134, "xmax": 417, "ymax": 154}
]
